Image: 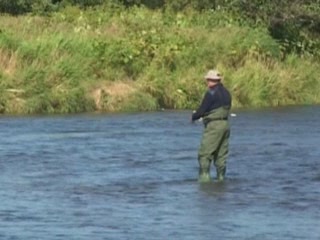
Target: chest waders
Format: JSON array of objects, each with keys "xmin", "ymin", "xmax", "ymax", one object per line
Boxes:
[{"xmin": 198, "ymin": 106, "xmax": 230, "ymax": 183}]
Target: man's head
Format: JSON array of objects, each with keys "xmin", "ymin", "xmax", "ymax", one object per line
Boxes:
[{"xmin": 204, "ymin": 69, "xmax": 222, "ymax": 88}]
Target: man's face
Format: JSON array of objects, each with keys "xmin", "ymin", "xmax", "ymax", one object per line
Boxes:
[{"xmin": 206, "ymin": 79, "xmax": 218, "ymax": 88}]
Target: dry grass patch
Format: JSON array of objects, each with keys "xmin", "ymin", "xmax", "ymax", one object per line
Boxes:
[
  {"xmin": 0, "ymin": 48, "xmax": 18, "ymax": 77},
  {"xmin": 91, "ymin": 81, "xmax": 137, "ymax": 111}
]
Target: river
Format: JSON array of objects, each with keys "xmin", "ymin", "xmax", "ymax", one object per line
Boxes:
[{"xmin": 0, "ymin": 106, "xmax": 319, "ymax": 240}]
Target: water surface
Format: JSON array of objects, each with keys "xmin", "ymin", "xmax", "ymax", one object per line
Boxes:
[{"xmin": 0, "ymin": 106, "xmax": 319, "ymax": 239}]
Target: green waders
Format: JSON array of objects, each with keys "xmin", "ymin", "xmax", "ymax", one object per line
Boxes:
[{"xmin": 198, "ymin": 107, "xmax": 230, "ymax": 183}]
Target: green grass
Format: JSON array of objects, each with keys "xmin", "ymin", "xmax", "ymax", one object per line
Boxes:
[{"xmin": 0, "ymin": 6, "xmax": 319, "ymax": 114}]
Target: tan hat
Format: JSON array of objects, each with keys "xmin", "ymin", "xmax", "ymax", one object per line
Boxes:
[{"xmin": 204, "ymin": 69, "xmax": 222, "ymax": 80}]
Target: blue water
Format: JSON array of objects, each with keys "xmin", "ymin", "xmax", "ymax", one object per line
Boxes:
[{"xmin": 0, "ymin": 106, "xmax": 319, "ymax": 239}]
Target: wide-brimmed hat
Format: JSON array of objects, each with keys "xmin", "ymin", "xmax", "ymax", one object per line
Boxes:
[{"xmin": 204, "ymin": 70, "xmax": 222, "ymax": 80}]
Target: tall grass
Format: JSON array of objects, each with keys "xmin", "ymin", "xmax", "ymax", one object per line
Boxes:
[{"xmin": 0, "ymin": 6, "xmax": 319, "ymax": 114}]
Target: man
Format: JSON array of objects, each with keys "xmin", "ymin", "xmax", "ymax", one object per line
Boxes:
[{"xmin": 191, "ymin": 69, "xmax": 232, "ymax": 183}]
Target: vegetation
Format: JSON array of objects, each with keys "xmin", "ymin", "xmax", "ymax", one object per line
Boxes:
[{"xmin": 0, "ymin": 1, "xmax": 319, "ymax": 114}]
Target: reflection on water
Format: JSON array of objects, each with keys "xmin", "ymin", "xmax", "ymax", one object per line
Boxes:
[{"xmin": 0, "ymin": 107, "xmax": 320, "ymax": 240}]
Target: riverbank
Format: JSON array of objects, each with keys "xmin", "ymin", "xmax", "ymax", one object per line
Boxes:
[{"xmin": 1, "ymin": 6, "xmax": 320, "ymax": 114}]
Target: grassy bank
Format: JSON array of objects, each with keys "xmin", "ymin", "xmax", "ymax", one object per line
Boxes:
[{"xmin": 0, "ymin": 6, "xmax": 319, "ymax": 114}]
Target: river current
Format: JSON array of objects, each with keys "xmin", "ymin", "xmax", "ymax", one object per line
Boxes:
[{"xmin": 0, "ymin": 106, "xmax": 319, "ymax": 239}]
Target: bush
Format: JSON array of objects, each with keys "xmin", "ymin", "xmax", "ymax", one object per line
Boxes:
[
  {"xmin": 0, "ymin": 0, "xmax": 57, "ymax": 15},
  {"xmin": 0, "ymin": 0, "xmax": 31, "ymax": 15}
]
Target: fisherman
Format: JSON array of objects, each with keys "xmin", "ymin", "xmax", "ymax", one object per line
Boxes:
[{"xmin": 191, "ymin": 69, "xmax": 232, "ymax": 183}]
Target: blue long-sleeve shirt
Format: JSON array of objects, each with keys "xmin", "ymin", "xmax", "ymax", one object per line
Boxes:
[{"xmin": 192, "ymin": 83, "xmax": 232, "ymax": 121}]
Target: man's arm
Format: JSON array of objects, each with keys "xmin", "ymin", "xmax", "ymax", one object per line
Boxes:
[{"xmin": 192, "ymin": 91, "xmax": 213, "ymax": 121}]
